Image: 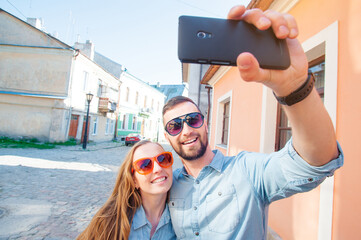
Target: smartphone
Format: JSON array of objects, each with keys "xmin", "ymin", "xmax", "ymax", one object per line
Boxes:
[{"xmin": 178, "ymin": 15, "xmax": 290, "ymax": 70}]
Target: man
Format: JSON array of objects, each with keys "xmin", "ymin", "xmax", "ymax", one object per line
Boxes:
[{"xmin": 162, "ymin": 5, "xmax": 343, "ymax": 240}]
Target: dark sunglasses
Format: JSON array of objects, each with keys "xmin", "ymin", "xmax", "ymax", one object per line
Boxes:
[
  {"xmin": 132, "ymin": 152, "xmax": 173, "ymax": 175},
  {"xmin": 165, "ymin": 112, "xmax": 204, "ymax": 136}
]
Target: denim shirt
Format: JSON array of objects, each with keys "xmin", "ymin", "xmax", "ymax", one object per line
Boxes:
[
  {"xmin": 129, "ymin": 204, "xmax": 176, "ymax": 240},
  {"xmin": 168, "ymin": 140, "xmax": 344, "ymax": 240}
]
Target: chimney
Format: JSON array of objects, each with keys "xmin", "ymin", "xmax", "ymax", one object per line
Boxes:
[
  {"xmin": 27, "ymin": 18, "xmax": 44, "ymax": 30},
  {"xmin": 73, "ymin": 40, "xmax": 95, "ymax": 60}
]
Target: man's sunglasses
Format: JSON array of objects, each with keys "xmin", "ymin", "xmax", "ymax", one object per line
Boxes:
[
  {"xmin": 132, "ymin": 152, "xmax": 173, "ymax": 175},
  {"xmin": 164, "ymin": 112, "xmax": 204, "ymax": 136}
]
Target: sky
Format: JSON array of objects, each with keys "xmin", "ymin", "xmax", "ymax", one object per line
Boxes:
[{"xmin": 1, "ymin": 0, "xmax": 251, "ymax": 85}]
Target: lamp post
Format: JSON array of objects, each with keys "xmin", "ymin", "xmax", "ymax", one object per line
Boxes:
[{"xmin": 82, "ymin": 92, "xmax": 93, "ymax": 149}]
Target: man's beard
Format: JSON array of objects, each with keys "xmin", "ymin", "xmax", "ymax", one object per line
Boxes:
[{"xmin": 170, "ymin": 134, "xmax": 208, "ymax": 161}]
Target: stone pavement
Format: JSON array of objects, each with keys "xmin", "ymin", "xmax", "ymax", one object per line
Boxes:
[{"xmin": 0, "ymin": 141, "xmax": 182, "ymax": 240}]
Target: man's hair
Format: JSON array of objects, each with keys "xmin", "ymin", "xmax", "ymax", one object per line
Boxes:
[{"xmin": 162, "ymin": 96, "xmax": 201, "ymax": 116}]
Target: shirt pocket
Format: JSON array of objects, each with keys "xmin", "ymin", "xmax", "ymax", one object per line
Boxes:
[
  {"xmin": 168, "ymin": 198, "xmax": 186, "ymax": 239},
  {"xmin": 205, "ymin": 184, "xmax": 240, "ymax": 233}
]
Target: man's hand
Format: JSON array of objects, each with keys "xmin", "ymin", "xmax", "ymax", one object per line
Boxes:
[
  {"xmin": 227, "ymin": 5, "xmax": 308, "ymax": 97},
  {"xmin": 227, "ymin": 6, "xmax": 339, "ymax": 166}
]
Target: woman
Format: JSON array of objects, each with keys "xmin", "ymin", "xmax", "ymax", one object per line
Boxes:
[{"xmin": 77, "ymin": 140, "xmax": 176, "ymax": 240}]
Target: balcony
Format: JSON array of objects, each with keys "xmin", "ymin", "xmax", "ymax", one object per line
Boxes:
[{"xmin": 98, "ymin": 97, "xmax": 117, "ymax": 113}]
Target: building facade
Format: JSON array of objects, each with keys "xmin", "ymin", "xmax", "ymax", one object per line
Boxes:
[
  {"xmin": 194, "ymin": 0, "xmax": 360, "ymax": 239},
  {"xmin": 117, "ymin": 71, "xmax": 166, "ymax": 142},
  {"xmin": 0, "ymin": 9, "xmax": 121, "ymax": 143}
]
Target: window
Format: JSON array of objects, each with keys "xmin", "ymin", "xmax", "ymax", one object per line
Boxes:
[
  {"xmin": 97, "ymin": 79, "xmax": 102, "ymax": 97},
  {"xmin": 122, "ymin": 115, "xmax": 126, "ymax": 129},
  {"xmin": 309, "ymin": 56, "xmax": 325, "ymax": 101},
  {"xmin": 215, "ymin": 92, "xmax": 232, "ymax": 148},
  {"xmin": 221, "ymin": 102, "xmax": 230, "ymax": 145},
  {"xmin": 132, "ymin": 116, "xmax": 137, "ymax": 130},
  {"xmin": 151, "ymin": 99, "xmax": 154, "ymax": 109},
  {"xmin": 92, "ymin": 116, "xmax": 98, "ymax": 135},
  {"xmin": 83, "ymin": 71, "xmax": 89, "ymax": 91},
  {"xmin": 126, "ymin": 87, "xmax": 130, "ymax": 102},
  {"xmin": 105, "ymin": 118, "xmax": 110, "ymax": 134},
  {"xmin": 144, "ymin": 96, "xmax": 147, "ymax": 108},
  {"xmin": 275, "ymin": 57, "xmax": 325, "ymax": 150},
  {"xmin": 110, "ymin": 120, "xmax": 115, "ymax": 134},
  {"xmin": 135, "ymin": 92, "xmax": 139, "ymax": 105}
]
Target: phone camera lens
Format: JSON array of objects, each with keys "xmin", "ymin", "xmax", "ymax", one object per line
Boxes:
[{"xmin": 197, "ymin": 32, "xmax": 207, "ymax": 39}]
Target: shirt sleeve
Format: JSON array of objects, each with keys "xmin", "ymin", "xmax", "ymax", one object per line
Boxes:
[{"xmin": 238, "ymin": 139, "xmax": 344, "ymax": 204}]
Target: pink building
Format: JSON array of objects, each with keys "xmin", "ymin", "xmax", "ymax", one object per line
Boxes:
[{"xmin": 197, "ymin": 0, "xmax": 360, "ymax": 239}]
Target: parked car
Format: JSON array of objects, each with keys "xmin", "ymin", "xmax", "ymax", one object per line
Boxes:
[{"xmin": 125, "ymin": 133, "xmax": 144, "ymax": 146}]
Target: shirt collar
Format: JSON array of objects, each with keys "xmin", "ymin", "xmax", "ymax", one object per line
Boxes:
[
  {"xmin": 132, "ymin": 204, "xmax": 171, "ymax": 230},
  {"xmin": 132, "ymin": 205, "xmax": 148, "ymax": 230},
  {"xmin": 208, "ymin": 149, "xmax": 225, "ymax": 172},
  {"xmin": 174, "ymin": 149, "xmax": 225, "ymax": 180}
]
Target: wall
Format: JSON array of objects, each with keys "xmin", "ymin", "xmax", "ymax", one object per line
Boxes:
[
  {"xmin": 0, "ymin": 46, "xmax": 72, "ymax": 96},
  {"xmin": 185, "ymin": 64, "xmax": 211, "ymax": 116},
  {"xmin": 0, "ymin": 35, "xmax": 73, "ymax": 142},
  {"xmin": 210, "ymin": 67, "xmax": 263, "ymax": 155},
  {"xmin": 267, "ymin": 0, "xmax": 361, "ymax": 239},
  {"xmin": 69, "ymin": 54, "xmax": 120, "ymax": 143},
  {"xmin": 0, "ymin": 94, "xmax": 56, "ymax": 141}
]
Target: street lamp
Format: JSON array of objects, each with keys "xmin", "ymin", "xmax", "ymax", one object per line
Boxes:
[{"xmin": 82, "ymin": 92, "xmax": 93, "ymax": 149}]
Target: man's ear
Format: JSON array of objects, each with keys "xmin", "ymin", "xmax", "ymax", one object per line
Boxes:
[{"xmin": 204, "ymin": 121, "xmax": 209, "ymax": 134}]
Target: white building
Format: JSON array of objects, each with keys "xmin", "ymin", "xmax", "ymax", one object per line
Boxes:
[{"xmin": 118, "ymin": 71, "xmax": 166, "ymax": 142}]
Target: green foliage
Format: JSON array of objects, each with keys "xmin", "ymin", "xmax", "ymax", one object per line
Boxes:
[{"xmin": 0, "ymin": 137, "xmax": 77, "ymax": 149}]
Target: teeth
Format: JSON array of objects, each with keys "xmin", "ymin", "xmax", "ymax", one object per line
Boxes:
[
  {"xmin": 152, "ymin": 177, "xmax": 166, "ymax": 183},
  {"xmin": 184, "ymin": 138, "xmax": 196, "ymax": 144}
]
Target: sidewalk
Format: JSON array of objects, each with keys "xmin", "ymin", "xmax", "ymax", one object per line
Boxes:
[{"xmin": 0, "ymin": 140, "xmax": 181, "ymax": 239}]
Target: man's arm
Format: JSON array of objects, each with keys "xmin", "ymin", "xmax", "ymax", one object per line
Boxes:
[{"xmin": 228, "ymin": 6, "xmax": 339, "ymax": 166}]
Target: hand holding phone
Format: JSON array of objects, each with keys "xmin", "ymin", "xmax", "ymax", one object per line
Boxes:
[{"xmin": 178, "ymin": 16, "xmax": 291, "ymax": 70}]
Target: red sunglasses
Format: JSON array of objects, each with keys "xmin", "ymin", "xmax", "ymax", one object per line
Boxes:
[{"xmin": 132, "ymin": 152, "xmax": 173, "ymax": 175}]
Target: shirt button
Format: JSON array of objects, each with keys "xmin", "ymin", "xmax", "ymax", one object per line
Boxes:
[
  {"xmin": 194, "ymin": 206, "xmax": 197, "ymax": 210},
  {"xmin": 195, "ymin": 232, "xmax": 199, "ymax": 236},
  {"xmin": 195, "ymin": 180, "xmax": 200, "ymax": 184},
  {"xmin": 218, "ymin": 192, "xmax": 222, "ymax": 196}
]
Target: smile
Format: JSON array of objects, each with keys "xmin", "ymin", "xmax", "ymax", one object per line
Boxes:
[
  {"xmin": 151, "ymin": 176, "xmax": 167, "ymax": 183},
  {"xmin": 182, "ymin": 138, "xmax": 197, "ymax": 145}
]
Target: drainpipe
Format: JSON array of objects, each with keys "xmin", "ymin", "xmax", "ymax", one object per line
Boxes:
[
  {"xmin": 197, "ymin": 65, "xmax": 202, "ymax": 106},
  {"xmin": 64, "ymin": 49, "xmax": 79, "ymax": 140},
  {"xmin": 114, "ymin": 73, "xmax": 123, "ymax": 140},
  {"xmin": 205, "ymin": 85, "xmax": 212, "ymax": 126}
]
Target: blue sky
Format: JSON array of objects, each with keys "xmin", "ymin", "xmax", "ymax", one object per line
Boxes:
[{"xmin": 1, "ymin": 0, "xmax": 250, "ymax": 85}]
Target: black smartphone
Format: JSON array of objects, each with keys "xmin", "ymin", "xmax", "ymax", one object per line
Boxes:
[{"xmin": 178, "ymin": 15, "xmax": 290, "ymax": 70}]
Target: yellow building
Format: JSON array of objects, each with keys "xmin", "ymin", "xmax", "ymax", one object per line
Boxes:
[{"xmin": 0, "ymin": 9, "xmax": 120, "ymax": 143}]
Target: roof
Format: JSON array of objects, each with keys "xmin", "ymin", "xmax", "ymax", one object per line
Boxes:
[
  {"xmin": 0, "ymin": 8, "xmax": 74, "ymax": 50},
  {"xmin": 151, "ymin": 84, "xmax": 187, "ymax": 102},
  {"xmin": 93, "ymin": 52, "xmax": 123, "ymax": 78}
]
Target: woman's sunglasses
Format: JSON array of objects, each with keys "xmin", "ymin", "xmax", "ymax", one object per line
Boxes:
[
  {"xmin": 164, "ymin": 112, "xmax": 204, "ymax": 136},
  {"xmin": 132, "ymin": 152, "xmax": 173, "ymax": 175}
]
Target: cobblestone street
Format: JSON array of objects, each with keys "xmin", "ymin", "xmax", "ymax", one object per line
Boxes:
[{"xmin": 0, "ymin": 142, "xmax": 182, "ymax": 239}]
